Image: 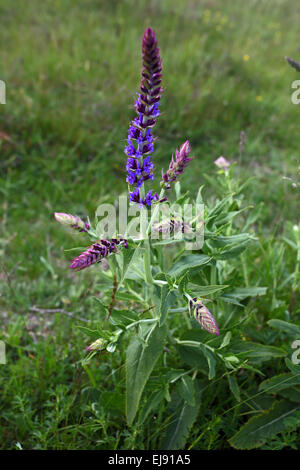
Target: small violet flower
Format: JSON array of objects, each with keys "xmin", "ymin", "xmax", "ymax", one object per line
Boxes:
[{"xmin": 214, "ymin": 156, "xmax": 231, "ymax": 171}]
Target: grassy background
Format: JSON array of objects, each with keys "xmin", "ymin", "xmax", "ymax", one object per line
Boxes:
[{"xmin": 0, "ymin": 0, "xmax": 299, "ymax": 449}]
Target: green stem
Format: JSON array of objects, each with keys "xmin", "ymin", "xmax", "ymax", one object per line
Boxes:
[
  {"xmin": 146, "ymin": 188, "xmax": 165, "ymax": 236},
  {"xmin": 241, "ymin": 253, "xmax": 249, "ymax": 287},
  {"xmin": 144, "ymin": 238, "xmax": 153, "ymax": 284},
  {"xmin": 210, "ymin": 261, "xmax": 217, "ymax": 315},
  {"xmin": 293, "ymin": 226, "xmax": 300, "ymax": 291},
  {"xmin": 143, "ymin": 188, "xmax": 166, "ymax": 285}
]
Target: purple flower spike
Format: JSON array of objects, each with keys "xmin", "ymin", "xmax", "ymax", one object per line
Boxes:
[
  {"xmin": 70, "ymin": 237, "xmax": 128, "ymax": 271},
  {"xmin": 54, "ymin": 212, "xmax": 90, "ymax": 233},
  {"xmin": 161, "ymin": 141, "xmax": 194, "ymax": 189},
  {"xmin": 189, "ymin": 298, "xmax": 219, "ymax": 336},
  {"xmin": 125, "ymin": 28, "xmax": 163, "ymax": 205}
]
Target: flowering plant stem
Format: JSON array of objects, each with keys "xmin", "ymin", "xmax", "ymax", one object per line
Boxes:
[
  {"xmin": 144, "ymin": 239, "xmax": 153, "ymax": 285},
  {"xmin": 147, "ymin": 188, "xmax": 166, "ymax": 236}
]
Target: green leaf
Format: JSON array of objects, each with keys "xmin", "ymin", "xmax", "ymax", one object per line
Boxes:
[
  {"xmin": 115, "ymin": 290, "xmax": 143, "ymax": 302},
  {"xmin": 210, "ymin": 233, "xmax": 252, "ymax": 247},
  {"xmin": 229, "ymin": 401, "xmax": 300, "ymax": 449},
  {"xmin": 268, "ymin": 319, "xmax": 300, "ymax": 338},
  {"xmin": 152, "ymin": 238, "xmax": 184, "ymax": 246},
  {"xmin": 177, "ymin": 341, "xmax": 216, "ymax": 379},
  {"xmin": 213, "ymin": 240, "xmax": 251, "ymax": 260},
  {"xmin": 227, "ymin": 375, "xmax": 241, "ymax": 402},
  {"xmin": 161, "ymin": 381, "xmax": 203, "ymax": 449},
  {"xmin": 178, "ymin": 346, "xmax": 208, "ymax": 370},
  {"xmin": 196, "ymin": 185, "xmax": 204, "ymax": 205},
  {"xmin": 177, "ymin": 272, "xmax": 189, "ymax": 295},
  {"xmin": 119, "ymin": 245, "xmax": 141, "ymax": 284},
  {"xmin": 91, "ymin": 296, "xmax": 107, "ymax": 315},
  {"xmin": 178, "ymin": 376, "xmax": 196, "ymax": 406},
  {"xmin": 126, "ymin": 322, "xmax": 167, "ymax": 426},
  {"xmin": 187, "ymin": 283, "xmax": 228, "ymax": 297},
  {"xmin": 222, "ymin": 287, "xmax": 267, "ymax": 301},
  {"xmin": 109, "ymin": 310, "xmax": 139, "ymax": 329},
  {"xmin": 219, "ymin": 331, "xmax": 232, "ymax": 349},
  {"xmin": 167, "ymin": 369, "xmax": 188, "ymax": 383},
  {"xmin": 219, "ymin": 295, "xmax": 244, "ymax": 307},
  {"xmin": 168, "ymin": 254, "xmax": 211, "ymax": 278},
  {"xmin": 207, "ymin": 194, "xmax": 233, "ymax": 219},
  {"xmin": 231, "ymin": 341, "xmax": 286, "ymax": 363},
  {"xmin": 100, "ymin": 391, "xmax": 125, "ymax": 416},
  {"xmin": 244, "ymin": 202, "xmax": 264, "ymax": 231},
  {"xmin": 40, "ymin": 256, "xmax": 56, "ymax": 279},
  {"xmin": 197, "ymin": 343, "xmax": 216, "ymax": 380},
  {"xmin": 138, "ymin": 389, "xmax": 165, "ymax": 425},
  {"xmin": 259, "ymin": 373, "xmax": 300, "ymax": 394},
  {"xmin": 224, "ymin": 355, "xmax": 240, "ymax": 363},
  {"xmin": 64, "ymin": 246, "xmax": 88, "ymax": 252},
  {"xmin": 286, "ymin": 358, "xmax": 300, "ymax": 375},
  {"xmin": 159, "ymin": 285, "xmax": 175, "ymax": 326},
  {"xmin": 175, "ymin": 181, "xmax": 181, "ymax": 199},
  {"xmin": 278, "ymin": 387, "xmax": 300, "ymax": 403},
  {"xmin": 215, "ymin": 209, "xmax": 249, "ymax": 226}
]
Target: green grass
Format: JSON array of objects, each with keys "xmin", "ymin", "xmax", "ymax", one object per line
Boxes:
[{"xmin": 0, "ymin": 0, "xmax": 299, "ymax": 449}]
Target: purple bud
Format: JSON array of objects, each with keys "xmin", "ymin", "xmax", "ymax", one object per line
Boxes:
[
  {"xmin": 70, "ymin": 237, "xmax": 128, "ymax": 271},
  {"xmin": 54, "ymin": 212, "xmax": 90, "ymax": 233},
  {"xmin": 161, "ymin": 141, "xmax": 194, "ymax": 188},
  {"xmin": 189, "ymin": 298, "xmax": 219, "ymax": 336}
]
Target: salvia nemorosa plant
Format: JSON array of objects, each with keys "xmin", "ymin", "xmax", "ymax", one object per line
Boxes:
[{"xmin": 54, "ymin": 27, "xmax": 260, "ymax": 430}]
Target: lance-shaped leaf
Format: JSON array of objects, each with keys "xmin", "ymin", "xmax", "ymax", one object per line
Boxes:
[
  {"xmin": 126, "ymin": 322, "xmax": 167, "ymax": 425},
  {"xmin": 158, "ymin": 284, "xmax": 176, "ymax": 326},
  {"xmin": 229, "ymin": 401, "xmax": 300, "ymax": 449},
  {"xmin": 259, "ymin": 372, "xmax": 300, "ymax": 394},
  {"xmin": 168, "ymin": 254, "xmax": 211, "ymax": 278},
  {"xmin": 187, "ymin": 283, "xmax": 228, "ymax": 297},
  {"xmin": 230, "ymin": 341, "xmax": 286, "ymax": 364},
  {"xmin": 161, "ymin": 380, "xmax": 204, "ymax": 449},
  {"xmin": 268, "ymin": 319, "xmax": 300, "ymax": 338}
]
